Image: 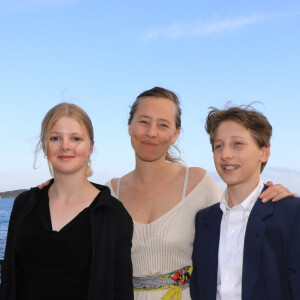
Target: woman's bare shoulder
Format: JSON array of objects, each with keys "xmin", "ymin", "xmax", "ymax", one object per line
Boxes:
[
  {"xmin": 186, "ymin": 167, "xmax": 207, "ymax": 195},
  {"xmin": 107, "ymin": 171, "xmax": 133, "ymax": 194},
  {"xmin": 189, "ymin": 167, "xmax": 206, "ymax": 180},
  {"xmin": 109, "ymin": 178, "xmax": 118, "ymax": 194}
]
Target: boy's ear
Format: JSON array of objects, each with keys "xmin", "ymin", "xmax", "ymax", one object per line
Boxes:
[{"xmin": 261, "ymin": 146, "xmax": 270, "ymax": 163}]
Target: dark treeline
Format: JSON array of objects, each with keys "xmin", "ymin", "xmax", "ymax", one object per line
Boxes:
[{"xmin": 0, "ymin": 189, "xmax": 28, "ymax": 199}]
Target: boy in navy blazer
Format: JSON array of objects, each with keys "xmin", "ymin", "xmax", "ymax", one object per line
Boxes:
[{"xmin": 190, "ymin": 105, "xmax": 300, "ymax": 300}]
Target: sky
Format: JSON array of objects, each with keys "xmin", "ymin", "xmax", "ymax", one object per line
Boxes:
[{"xmin": 0, "ymin": 0, "xmax": 299, "ymax": 193}]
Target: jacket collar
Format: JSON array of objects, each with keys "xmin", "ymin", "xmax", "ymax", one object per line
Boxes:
[
  {"xmin": 203, "ymin": 205, "xmax": 223, "ymax": 228},
  {"xmin": 242, "ymin": 184, "xmax": 274, "ymax": 300},
  {"xmin": 90, "ymin": 181, "xmax": 114, "ymax": 209},
  {"xmin": 202, "ymin": 185, "xmax": 274, "ymax": 300},
  {"xmin": 49, "ymin": 178, "xmax": 114, "ymax": 209},
  {"xmin": 199, "ymin": 205, "xmax": 223, "ymax": 299},
  {"xmin": 27, "ymin": 179, "xmax": 114, "ymax": 211}
]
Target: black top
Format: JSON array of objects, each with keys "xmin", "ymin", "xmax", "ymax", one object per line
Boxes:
[
  {"xmin": 1, "ymin": 181, "xmax": 133, "ymax": 300},
  {"xmin": 16, "ymin": 185, "xmax": 96, "ymax": 300}
]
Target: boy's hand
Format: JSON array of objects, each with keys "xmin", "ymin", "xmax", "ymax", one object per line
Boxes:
[
  {"xmin": 37, "ymin": 180, "xmax": 51, "ymax": 189},
  {"xmin": 261, "ymin": 181, "xmax": 298, "ymax": 203}
]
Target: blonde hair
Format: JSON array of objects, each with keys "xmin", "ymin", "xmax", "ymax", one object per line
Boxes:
[{"xmin": 34, "ymin": 103, "xmax": 94, "ymax": 177}]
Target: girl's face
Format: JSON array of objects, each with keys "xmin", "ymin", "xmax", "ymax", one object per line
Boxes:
[
  {"xmin": 129, "ymin": 97, "xmax": 180, "ymax": 163},
  {"xmin": 45, "ymin": 116, "xmax": 93, "ymax": 176}
]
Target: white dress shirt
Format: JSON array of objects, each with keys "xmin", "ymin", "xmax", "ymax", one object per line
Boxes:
[{"xmin": 216, "ymin": 179, "xmax": 264, "ymax": 300}]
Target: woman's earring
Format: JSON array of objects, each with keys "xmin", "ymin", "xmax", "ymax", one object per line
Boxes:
[{"xmin": 44, "ymin": 154, "xmax": 47, "ymax": 159}]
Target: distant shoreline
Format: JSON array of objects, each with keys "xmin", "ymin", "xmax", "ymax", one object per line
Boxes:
[{"xmin": 0, "ymin": 189, "xmax": 28, "ymax": 199}]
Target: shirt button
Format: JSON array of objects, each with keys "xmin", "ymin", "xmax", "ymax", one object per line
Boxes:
[
  {"xmin": 227, "ymin": 252, "xmax": 231, "ymax": 257},
  {"xmin": 231, "ymin": 229, "xmax": 236, "ymax": 234},
  {"xmin": 225, "ymin": 276, "xmax": 230, "ymax": 282}
]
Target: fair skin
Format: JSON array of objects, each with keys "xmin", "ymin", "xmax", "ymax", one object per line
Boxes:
[
  {"xmin": 40, "ymin": 100, "xmax": 295, "ymax": 221},
  {"xmin": 213, "ymin": 120, "xmax": 270, "ymax": 207},
  {"xmin": 112, "ymin": 97, "xmax": 206, "ymax": 224},
  {"xmin": 45, "ymin": 116, "xmax": 99, "ymax": 231},
  {"xmin": 110, "ymin": 97, "xmax": 292, "ymax": 224}
]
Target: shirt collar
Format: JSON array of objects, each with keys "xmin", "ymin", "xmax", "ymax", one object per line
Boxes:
[{"xmin": 220, "ymin": 179, "xmax": 264, "ymax": 218}]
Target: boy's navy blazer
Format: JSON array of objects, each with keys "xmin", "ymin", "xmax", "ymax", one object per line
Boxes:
[{"xmin": 190, "ymin": 186, "xmax": 300, "ymax": 300}]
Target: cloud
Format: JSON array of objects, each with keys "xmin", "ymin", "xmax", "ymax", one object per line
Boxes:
[{"xmin": 142, "ymin": 12, "xmax": 290, "ymax": 40}]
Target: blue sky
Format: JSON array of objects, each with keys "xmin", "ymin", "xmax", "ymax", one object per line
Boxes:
[{"xmin": 0, "ymin": 0, "xmax": 299, "ymax": 193}]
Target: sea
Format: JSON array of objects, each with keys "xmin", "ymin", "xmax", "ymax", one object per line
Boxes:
[
  {"xmin": 0, "ymin": 198, "xmax": 14, "ymax": 282},
  {"xmin": 0, "ymin": 198, "xmax": 14, "ymax": 256}
]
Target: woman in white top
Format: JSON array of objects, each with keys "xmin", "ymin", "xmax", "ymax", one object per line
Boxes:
[{"xmin": 105, "ymin": 86, "xmax": 293, "ymax": 300}]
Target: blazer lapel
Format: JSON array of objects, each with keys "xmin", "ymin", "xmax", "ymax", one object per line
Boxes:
[
  {"xmin": 198, "ymin": 207, "xmax": 223, "ymax": 299},
  {"xmin": 242, "ymin": 188, "xmax": 273, "ymax": 300}
]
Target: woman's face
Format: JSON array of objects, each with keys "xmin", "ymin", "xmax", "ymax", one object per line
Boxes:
[
  {"xmin": 129, "ymin": 97, "xmax": 180, "ymax": 162},
  {"xmin": 45, "ymin": 116, "xmax": 93, "ymax": 176}
]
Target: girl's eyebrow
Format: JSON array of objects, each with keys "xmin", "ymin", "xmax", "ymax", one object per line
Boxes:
[{"xmin": 49, "ymin": 131, "xmax": 83, "ymax": 135}]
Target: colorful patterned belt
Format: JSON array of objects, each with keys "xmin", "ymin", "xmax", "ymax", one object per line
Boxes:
[{"xmin": 133, "ymin": 266, "xmax": 193, "ymax": 300}]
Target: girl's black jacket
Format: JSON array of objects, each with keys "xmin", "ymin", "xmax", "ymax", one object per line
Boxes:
[{"xmin": 0, "ymin": 181, "xmax": 134, "ymax": 300}]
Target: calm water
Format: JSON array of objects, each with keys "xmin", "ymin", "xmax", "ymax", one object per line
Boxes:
[{"xmin": 0, "ymin": 198, "xmax": 14, "ymax": 259}]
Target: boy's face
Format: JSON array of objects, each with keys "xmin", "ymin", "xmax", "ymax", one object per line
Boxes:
[{"xmin": 213, "ymin": 120, "xmax": 270, "ymax": 190}]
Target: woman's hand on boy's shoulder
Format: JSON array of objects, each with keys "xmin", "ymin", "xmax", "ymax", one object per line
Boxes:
[
  {"xmin": 260, "ymin": 181, "xmax": 298, "ymax": 203},
  {"xmin": 37, "ymin": 180, "xmax": 51, "ymax": 190}
]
